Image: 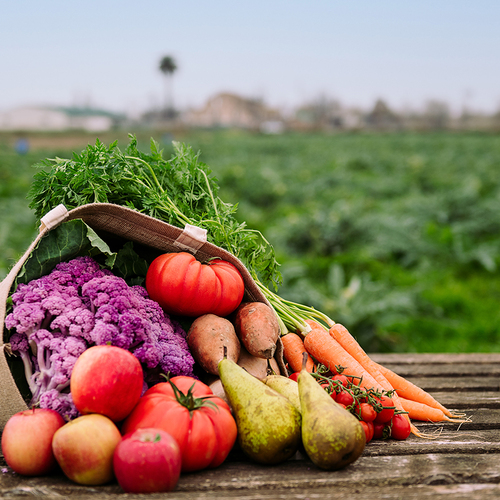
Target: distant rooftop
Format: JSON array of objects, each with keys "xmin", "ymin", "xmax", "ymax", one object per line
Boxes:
[{"xmin": 51, "ymin": 106, "xmax": 126, "ymax": 119}]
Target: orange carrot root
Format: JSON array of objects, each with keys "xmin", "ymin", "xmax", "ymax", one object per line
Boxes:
[
  {"xmin": 303, "ymin": 320, "xmax": 383, "ymax": 392},
  {"xmin": 281, "ymin": 332, "xmax": 315, "ymax": 373},
  {"xmin": 375, "ymin": 362, "xmax": 467, "ymax": 419},
  {"xmin": 329, "ymin": 323, "xmax": 412, "ymax": 427},
  {"xmin": 302, "ymin": 320, "xmax": 469, "ymax": 439},
  {"xmin": 399, "ymin": 397, "xmax": 469, "ymax": 423},
  {"xmin": 328, "ymin": 322, "xmax": 473, "ymax": 434}
]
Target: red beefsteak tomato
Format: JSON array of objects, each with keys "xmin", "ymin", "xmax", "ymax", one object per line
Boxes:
[
  {"xmin": 121, "ymin": 376, "xmax": 237, "ymax": 473},
  {"xmin": 145, "ymin": 252, "xmax": 245, "ymax": 317}
]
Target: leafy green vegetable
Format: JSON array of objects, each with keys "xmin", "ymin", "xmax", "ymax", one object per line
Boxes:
[
  {"xmin": 27, "ymin": 135, "xmax": 337, "ymax": 336},
  {"xmin": 113, "ymin": 241, "xmax": 150, "ymax": 286},
  {"xmin": 14, "ymin": 219, "xmax": 148, "ymax": 289},
  {"xmin": 28, "ymin": 135, "xmax": 281, "ymax": 289},
  {"xmin": 15, "ymin": 219, "xmax": 115, "ymax": 287}
]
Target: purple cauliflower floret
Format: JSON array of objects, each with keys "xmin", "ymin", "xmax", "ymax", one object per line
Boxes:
[
  {"xmin": 54, "ymin": 256, "xmax": 112, "ymax": 288},
  {"xmin": 4, "ymin": 302, "xmax": 46, "ymax": 335},
  {"xmin": 39, "ymin": 390, "xmax": 79, "ymax": 421},
  {"xmin": 29, "ymin": 329, "xmax": 87, "ymax": 399},
  {"xmin": 5, "ymin": 255, "xmax": 195, "ymax": 421},
  {"xmin": 90, "ymin": 320, "xmax": 120, "ymax": 345},
  {"xmin": 82, "ymin": 275, "xmax": 131, "ymax": 312},
  {"xmin": 50, "ymin": 305, "xmax": 95, "ymax": 342},
  {"xmin": 82, "ymin": 274, "xmax": 195, "ymax": 380},
  {"xmin": 81, "ymin": 273, "xmax": 193, "ymax": 357}
]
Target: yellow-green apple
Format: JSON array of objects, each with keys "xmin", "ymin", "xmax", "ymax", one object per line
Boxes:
[
  {"xmin": 1, "ymin": 408, "xmax": 65, "ymax": 476},
  {"xmin": 52, "ymin": 413, "xmax": 122, "ymax": 485},
  {"xmin": 113, "ymin": 428, "xmax": 182, "ymax": 493},
  {"xmin": 70, "ymin": 345, "xmax": 143, "ymax": 422}
]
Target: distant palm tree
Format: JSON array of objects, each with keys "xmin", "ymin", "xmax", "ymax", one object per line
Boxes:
[{"xmin": 159, "ymin": 55, "xmax": 177, "ymax": 115}]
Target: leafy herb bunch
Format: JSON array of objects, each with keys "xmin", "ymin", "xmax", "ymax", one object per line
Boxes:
[{"xmin": 28, "ymin": 135, "xmax": 281, "ymax": 289}]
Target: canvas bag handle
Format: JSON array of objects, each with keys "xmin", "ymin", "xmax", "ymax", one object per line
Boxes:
[{"xmin": 1, "ymin": 203, "xmax": 286, "ymax": 430}]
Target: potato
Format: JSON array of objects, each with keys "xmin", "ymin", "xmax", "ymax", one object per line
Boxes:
[
  {"xmin": 234, "ymin": 302, "xmax": 280, "ymax": 359},
  {"xmin": 187, "ymin": 314, "xmax": 241, "ymax": 375}
]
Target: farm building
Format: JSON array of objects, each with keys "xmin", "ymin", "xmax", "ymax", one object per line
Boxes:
[
  {"xmin": 0, "ymin": 106, "xmax": 125, "ymax": 132},
  {"xmin": 182, "ymin": 92, "xmax": 284, "ymax": 130}
]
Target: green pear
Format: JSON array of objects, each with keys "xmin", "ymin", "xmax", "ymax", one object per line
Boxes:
[
  {"xmin": 263, "ymin": 374, "xmax": 301, "ymax": 414},
  {"xmin": 218, "ymin": 357, "xmax": 301, "ymax": 465},
  {"xmin": 298, "ymin": 361, "xmax": 366, "ymax": 470}
]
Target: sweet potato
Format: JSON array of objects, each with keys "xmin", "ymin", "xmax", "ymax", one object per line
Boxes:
[
  {"xmin": 204, "ymin": 348, "xmax": 281, "ymax": 404},
  {"xmin": 205, "ymin": 376, "xmax": 230, "ymax": 406},
  {"xmin": 237, "ymin": 345, "xmax": 280, "ymax": 379},
  {"xmin": 234, "ymin": 302, "xmax": 280, "ymax": 359},
  {"xmin": 186, "ymin": 314, "xmax": 241, "ymax": 375}
]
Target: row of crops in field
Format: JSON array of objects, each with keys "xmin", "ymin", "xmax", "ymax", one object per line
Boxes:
[{"xmin": 1, "ymin": 130, "xmax": 500, "ymax": 353}]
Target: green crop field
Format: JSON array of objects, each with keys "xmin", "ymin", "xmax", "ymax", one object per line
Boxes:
[{"xmin": 1, "ymin": 130, "xmax": 500, "ymax": 354}]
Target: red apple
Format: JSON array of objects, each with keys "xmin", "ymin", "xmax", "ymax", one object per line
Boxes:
[
  {"xmin": 52, "ymin": 413, "xmax": 122, "ymax": 485},
  {"xmin": 113, "ymin": 428, "xmax": 182, "ymax": 493},
  {"xmin": 1, "ymin": 408, "xmax": 65, "ymax": 476},
  {"xmin": 70, "ymin": 345, "xmax": 143, "ymax": 422}
]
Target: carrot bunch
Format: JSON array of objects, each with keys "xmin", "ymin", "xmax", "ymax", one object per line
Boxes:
[{"xmin": 281, "ymin": 320, "xmax": 467, "ymax": 438}]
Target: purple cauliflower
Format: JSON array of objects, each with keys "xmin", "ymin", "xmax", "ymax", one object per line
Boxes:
[
  {"xmin": 39, "ymin": 390, "xmax": 79, "ymax": 421},
  {"xmin": 5, "ymin": 256, "xmax": 195, "ymax": 420}
]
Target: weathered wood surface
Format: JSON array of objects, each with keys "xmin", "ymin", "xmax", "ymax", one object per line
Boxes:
[{"xmin": 1, "ymin": 353, "xmax": 499, "ymax": 499}]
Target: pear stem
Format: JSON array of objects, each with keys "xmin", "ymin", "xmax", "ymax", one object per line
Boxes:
[
  {"xmin": 302, "ymin": 351, "xmax": 308, "ymax": 371},
  {"xmin": 266, "ymin": 358, "xmax": 276, "ymax": 376}
]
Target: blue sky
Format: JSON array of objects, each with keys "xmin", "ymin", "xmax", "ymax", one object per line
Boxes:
[{"xmin": 1, "ymin": 1, "xmax": 499, "ymax": 116}]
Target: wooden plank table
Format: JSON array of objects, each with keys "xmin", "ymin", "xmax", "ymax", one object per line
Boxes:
[{"xmin": 1, "ymin": 353, "xmax": 500, "ymax": 499}]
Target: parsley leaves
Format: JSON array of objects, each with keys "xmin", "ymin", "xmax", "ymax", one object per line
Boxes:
[{"xmin": 28, "ymin": 134, "xmax": 281, "ymax": 289}]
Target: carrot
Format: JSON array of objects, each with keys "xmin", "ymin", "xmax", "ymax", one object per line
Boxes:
[
  {"xmin": 329, "ymin": 324, "xmax": 393, "ymax": 391},
  {"xmin": 375, "ymin": 361, "xmax": 466, "ymax": 419},
  {"xmin": 399, "ymin": 397, "xmax": 468, "ymax": 423},
  {"xmin": 303, "ymin": 320, "xmax": 383, "ymax": 392},
  {"xmin": 329, "ymin": 323, "xmax": 418, "ymax": 434},
  {"xmin": 281, "ymin": 332, "xmax": 315, "ymax": 374}
]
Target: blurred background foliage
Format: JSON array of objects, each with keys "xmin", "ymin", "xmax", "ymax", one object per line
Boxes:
[{"xmin": 1, "ymin": 130, "xmax": 499, "ymax": 354}]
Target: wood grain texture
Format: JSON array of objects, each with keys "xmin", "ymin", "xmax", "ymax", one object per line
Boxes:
[{"xmin": 1, "ymin": 353, "xmax": 499, "ymax": 499}]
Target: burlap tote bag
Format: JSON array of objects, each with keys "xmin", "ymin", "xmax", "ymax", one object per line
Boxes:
[{"xmin": 1, "ymin": 203, "xmax": 285, "ymax": 430}]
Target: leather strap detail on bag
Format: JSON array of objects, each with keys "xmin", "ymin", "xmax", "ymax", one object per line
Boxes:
[
  {"xmin": 173, "ymin": 224, "xmax": 207, "ymax": 253},
  {"xmin": 39, "ymin": 204, "xmax": 68, "ymax": 232}
]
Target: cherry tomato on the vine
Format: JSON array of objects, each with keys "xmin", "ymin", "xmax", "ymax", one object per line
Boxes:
[
  {"xmin": 372, "ymin": 422, "xmax": 387, "ymax": 440},
  {"xmin": 288, "ymin": 372, "xmax": 300, "ymax": 382},
  {"xmin": 359, "ymin": 402, "xmax": 377, "ymax": 422},
  {"xmin": 335, "ymin": 390, "xmax": 355, "ymax": 407},
  {"xmin": 331, "ymin": 374, "xmax": 349, "ymax": 388},
  {"xmin": 319, "ymin": 381, "xmax": 337, "ymax": 401},
  {"xmin": 373, "ymin": 395, "xmax": 395, "ymax": 424},
  {"xmin": 360, "ymin": 420, "xmax": 374, "ymax": 443},
  {"xmin": 319, "ymin": 381, "xmax": 329, "ymax": 390},
  {"xmin": 390, "ymin": 414, "xmax": 411, "ymax": 441}
]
